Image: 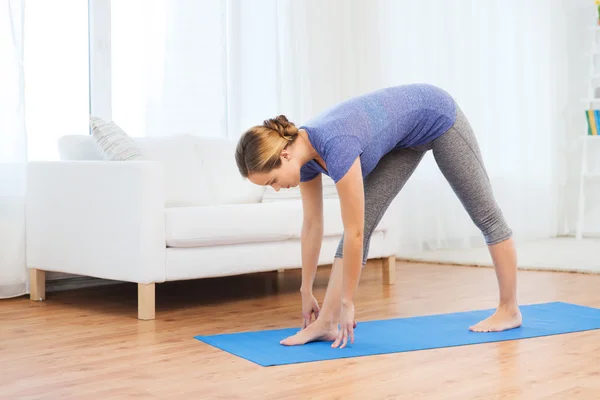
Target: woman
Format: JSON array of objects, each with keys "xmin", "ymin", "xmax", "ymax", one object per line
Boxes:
[{"xmin": 235, "ymin": 83, "xmax": 522, "ymax": 349}]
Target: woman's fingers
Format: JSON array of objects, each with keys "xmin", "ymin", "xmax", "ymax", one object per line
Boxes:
[
  {"xmin": 302, "ymin": 312, "xmax": 311, "ymax": 329},
  {"xmin": 332, "ymin": 330, "xmax": 342, "ymax": 348},
  {"xmin": 340, "ymin": 325, "xmax": 348, "ymax": 349},
  {"xmin": 332, "ymin": 324, "xmax": 355, "ymax": 348}
]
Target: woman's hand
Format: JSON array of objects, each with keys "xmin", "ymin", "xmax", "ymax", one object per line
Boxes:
[
  {"xmin": 301, "ymin": 290, "xmax": 320, "ymax": 329},
  {"xmin": 332, "ymin": 300, "xmax": 355, "ymax": 348}
]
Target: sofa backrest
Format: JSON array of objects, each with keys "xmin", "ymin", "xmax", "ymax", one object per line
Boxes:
[{"xmin": 57, "ymin": 134, "xmax": 265, "ymax": 207}]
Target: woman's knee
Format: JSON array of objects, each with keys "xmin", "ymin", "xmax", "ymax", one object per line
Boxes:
[{"xmin": 479, "ymin": 209, "xmax": 513, "ymax": 245}]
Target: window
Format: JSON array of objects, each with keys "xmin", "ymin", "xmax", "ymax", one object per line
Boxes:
[
  {"xmin": 107, "ymin": 0, "xmax": 228, "ymax": 137},
  {"xmin": 22, "ymin": 0, "xmax": 229, "ymax": 162},
  {"xmin": 24, "ymin": 0, "xmax": 90, "ymax": 161}
]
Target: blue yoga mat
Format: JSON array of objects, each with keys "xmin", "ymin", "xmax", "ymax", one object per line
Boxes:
[{"xmin": 194, "ymin": 302, "xmax": 600, "ymax": 367}]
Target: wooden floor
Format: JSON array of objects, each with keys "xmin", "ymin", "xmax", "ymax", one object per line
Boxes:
[{"xmin": 2, "ymin": 261, "xmax": 600, "ymax": 399}]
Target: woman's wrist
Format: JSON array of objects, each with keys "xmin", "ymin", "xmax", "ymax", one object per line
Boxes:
[
  {"xmin": 340, "ymin": 235, "xmax": 362, "ymax": 306},
  {"xmin": 300, "ymin": 285, "xmax": 313, "ymax": 294}
]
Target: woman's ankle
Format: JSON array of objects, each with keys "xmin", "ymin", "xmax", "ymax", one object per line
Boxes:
[
  {"xmin": 315, "ymin": 315, "xmax": 338, "ymax": 329},
  {"xmin": 498, "ymin": 300, "xmax": 520, "ymax": 311}
]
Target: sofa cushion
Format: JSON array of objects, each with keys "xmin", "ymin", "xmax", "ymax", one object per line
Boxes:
[
  {"xmin": 192, "ymin": 137, "xmax": 265, "ymax": 205},
  {"xmin": 135, "ymin": 135, "xmax": 214, "ymax": 207},
  {"xmin": 57, "ymin": 134, "xmax": 265, "ymax": 207},
  {"xmin": 165, "ymin": 198, "xmax": 390, "ymax": 248},
  {"xmin": 57, "ymin": 134, "xmax": 210, "ymax": 207},
  {"xmin": 165, "ymin": 202, "xmax": 301, "ymax": 247}
]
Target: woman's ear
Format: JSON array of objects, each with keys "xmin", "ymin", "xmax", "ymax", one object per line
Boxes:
[{"xmin": 281, "ymin": 148, "xmax": 292, "ymax": 161}]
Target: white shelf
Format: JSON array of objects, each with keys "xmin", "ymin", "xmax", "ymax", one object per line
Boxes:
[
  {"xmin": 576, "ymin": 27, "xmax": 600, "ymax": 239},
  {"xmin": 581, "ymin": 98, "xmax": 600, "ymax": 102}
]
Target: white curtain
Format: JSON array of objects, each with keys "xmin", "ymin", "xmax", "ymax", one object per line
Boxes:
[
  {"xmin": 0, "ymin": 1, "xmax": 579, "ymax": 298},
  {"xmin": 109, "ymin": 0, "xmax": 569, "ymax": 255},
  {"xmin": 110, "ymin": 0, "xmax": 228, "ymax": 138},
  {"xmin": 109, "ymin": 0, "xmax": 383, "ymax": 139},
  {"xmin": 0, "ymin": 0, "xmax": 27, "ymax": 298},
  {"xmin": 229, "ymin": 0, "xmax": 568, "ymax": 254},
  {"xmin": 376, "ymin": 0, "xmax": 569, "ymax": 254},
  {"xmin": 227, "ymin": 0, "xmax": 384, "ymax": 137}
]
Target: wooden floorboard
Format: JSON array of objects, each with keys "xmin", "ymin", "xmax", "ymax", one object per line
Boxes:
[{"xmin": 1, "ymin": 261, "xmax": 600, "ymax": 399}]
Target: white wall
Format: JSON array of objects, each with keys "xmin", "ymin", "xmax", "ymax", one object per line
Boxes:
[{"xmin": 560, "ymin": 0, "xmax": 600, "ymax": 236}]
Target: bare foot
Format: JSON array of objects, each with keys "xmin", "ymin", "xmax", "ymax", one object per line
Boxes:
[
  {"xmin": 470, "ymin": 304, "xmax": 523, "ymax": 332},
  {"xmin": 280, "ymin": 320, "xmax": 338, "ymax": 346}
]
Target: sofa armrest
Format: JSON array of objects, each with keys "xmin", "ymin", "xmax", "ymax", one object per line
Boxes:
[{"xmin": 26, "ymin": 161, "xmax": 166, "ymax": 284}]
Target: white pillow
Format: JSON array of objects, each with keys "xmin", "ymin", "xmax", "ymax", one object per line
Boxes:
[
  {"xmin": 57, "ymin": 135, "xmax": 103, "ymax": 160},
  {"xmin": 89, "ymin": 116, "xmax": 143, "ymax": 161}
]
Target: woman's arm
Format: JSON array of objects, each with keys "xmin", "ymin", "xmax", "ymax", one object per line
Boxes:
[
  {"xmin": 330, "ymin": 157, "xmax": 364, "ymax": 348},
  {"xmin": 299, "ymin": 174, "xmax": 324, "ymax": 294},
  {"xmin": 334, "ymin": 158, "xmax": 365, "ymax": 304}
]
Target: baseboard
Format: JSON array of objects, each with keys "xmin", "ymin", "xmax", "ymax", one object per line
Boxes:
[
  {"xmin": 560, "ymin": 232, "xmax": 600, "ymax": 239},
  {"xmin": 397, "ymin": 236, "xmax": 600, "ymax": 275}
]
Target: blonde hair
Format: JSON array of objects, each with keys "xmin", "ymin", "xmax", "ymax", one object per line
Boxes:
[{"xmin": 236, "ymin": 115, "xmax": 299, "ymax": 177}]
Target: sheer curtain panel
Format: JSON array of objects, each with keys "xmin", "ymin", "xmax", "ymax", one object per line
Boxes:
[{"xmin": 0, "ymin": 0, "xmax": 27, "ymax": 298}]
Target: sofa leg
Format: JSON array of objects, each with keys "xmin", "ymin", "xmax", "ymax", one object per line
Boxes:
[
  {"xmin": 382, "ymin": 256, "xmax": 396, "ymax": 285},
  {"xmin": 138, "ymin": 283, "xmax": 155, "ymax": 320},
  {"xmin": 30, "ymin": 269, "xmax": 46, "ymax": 301}
]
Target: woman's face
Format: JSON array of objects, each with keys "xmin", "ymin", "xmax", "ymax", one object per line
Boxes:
[{"xmin": 248, "ymin": 151, "xmax": 301, "ymax": 191}]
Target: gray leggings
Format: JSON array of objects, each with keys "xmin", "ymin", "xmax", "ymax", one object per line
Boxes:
[{"xmin": 334, "ymin": 104, "xmax": 513, "ymax": 264}]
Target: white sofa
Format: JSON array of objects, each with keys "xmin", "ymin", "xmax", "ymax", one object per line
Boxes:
[{"xmin": 25, "ymin": 134, "xmax": 399, "ymax": 319}]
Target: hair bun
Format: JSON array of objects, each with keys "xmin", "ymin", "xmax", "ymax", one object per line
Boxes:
[
  {"xmin": 274, "ymin": 115, "xmax": 290, "ymax": 128},
  {"xmin": 263, "ymin": 115, "xmax": 298, "ymax": 141},
  {"xmin": 263, "ymin": 115, "xmax": 289, "ymax": 129}
]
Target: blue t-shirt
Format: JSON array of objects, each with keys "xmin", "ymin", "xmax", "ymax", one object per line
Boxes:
[{"xmin": 298, "ymin": 83, "xmax": 456, "ymax": 183}]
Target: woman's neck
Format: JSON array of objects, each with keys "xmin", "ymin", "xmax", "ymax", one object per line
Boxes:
[{"xmin": 296, "ymin": 129, "xmax": 320, "ymax": 165}]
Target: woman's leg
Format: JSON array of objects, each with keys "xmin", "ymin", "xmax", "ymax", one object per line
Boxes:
[
  {"xmin": 431, "ymin": 104, "xmax": 521, "ymax": 332},
  {"xmin": 281, "ymin": 147, "xmax": 426, "ymax": 345}
]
